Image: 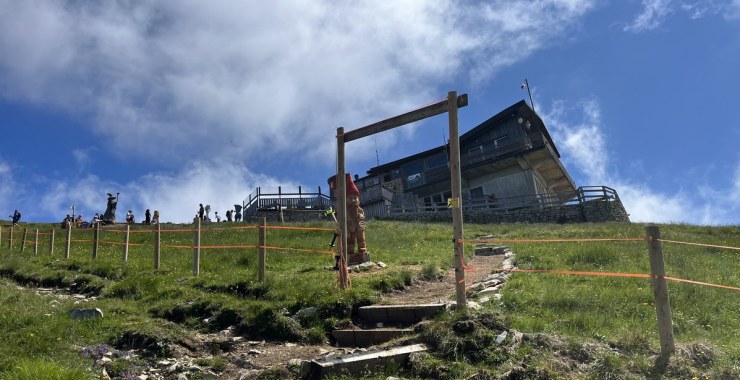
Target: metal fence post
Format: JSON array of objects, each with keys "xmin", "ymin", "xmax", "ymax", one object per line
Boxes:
[
  {"xmin": 21, "ymin": 228, "xmax": 28, "ymax": 253},
  {"xmin": 193, "ymin": 218, "xmax": 201, "ymax": 276},
  {"xmin": 123, "ymin": 225, "xmax": 130, "ymax": 263},
  {"xmin": 645, "ymin": 225, "xmax": 675, "ymax": 357},
  {"xmin": 65, "ymin": 224, "xmax": 72, "ymax": 259},
  {"xmin": 49, "ymin": 229, "xmax": 55, "ymax": 255},
  {"xmin": 154, "ymin": 222, "xmax": 161, "ymax": 270}
]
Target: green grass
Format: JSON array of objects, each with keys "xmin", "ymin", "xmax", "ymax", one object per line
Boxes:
[{"xmin": 0, "ymin": 220, "xmax": 738, "ymax": 378}]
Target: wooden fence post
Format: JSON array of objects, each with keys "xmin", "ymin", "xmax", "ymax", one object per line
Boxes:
[
  {"xmin": 0, "ymin": 226, "xmax": 2, "ymax": 249},
  {"xmin": 21, "ymin": 228, "xmax": 28, "ymax": 253},
  {"xmin": 448, "ymin": 91, "xmax": 467, "ymax": 309},
  {"xmin": 193, "ymin": 218, "xmax": 201, "ymax": 276},
  {"xmin": 259, "ymin": 217, "xmax": 266, "ymax": 282},
  {"xmin": 49, "ymin": 229, "xmax": 55, "ymax": 255},
  {"xmin": 8, "ymin": 225, "xmax": 13, "ymax": 250},
  {"xmin": 34, "ymin": 229, "xmax": 39, "ymax": 255},
  {"xmin": 122, "ymin": 225, "xmax": 130, "ymax": 263},
  {"xmin": 154, "ymin": 223, "xmax": 161, "ymax": 270},
  {"xmin": 645, "ymin": 225, "xmax": 675, "ymax": 357},
  {"xmin": 92, "ymin": 223, "xmax": 100, "ymax": 259},
  {"xmin": 64, "ymin": 224, "xmax": 71, "ymax": 259}
]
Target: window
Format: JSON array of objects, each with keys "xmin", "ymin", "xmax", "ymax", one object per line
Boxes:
[
  {"xmin": 402, "ymin": 160, "xmax": 425, "ymax": 188},
  {"xmin": 365, "ymin": 176, "xmax": 380, "ymax": 187},
  {"xmin": 467, "ymin": 145, "xmax": 483, "ymax": 155},
  {"xmin": 425, "ymin": 154, "xmax": 447, "ymax": 169},
  {"xmin": 383, "ymin": 169, "xmax": 400, "ymax": 182},
  {"xmin": 470, "ymin": 187, "xmax": 484, "ymax": 198},
  {"xmin": 494, "ymin": 135, "xmax": 509, "ymax": 147}
]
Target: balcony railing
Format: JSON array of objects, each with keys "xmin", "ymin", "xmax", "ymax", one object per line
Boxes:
[{"xmin": 386, "ymin": 186, "xmax": 619, "ymax": 214}]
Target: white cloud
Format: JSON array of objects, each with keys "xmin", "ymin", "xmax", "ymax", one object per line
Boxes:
[
  {"xmin": 0, "ymin": 0, "xmax": 597, "ymax": 168},
  {"xmin": 625, "ymin": 0, "xmax": 740, "ymax": 28},
  {"xmin": 544, "ymin": 100, "xmax": 739, "ymax": 225},
  {"xmin": 624, "ymin": 0, "xmax": 674, "ymax": 32}
]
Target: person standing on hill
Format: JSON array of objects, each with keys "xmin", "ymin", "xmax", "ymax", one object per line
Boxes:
[
  {"xmin": 234, "ymin": 204, "xmax": 242, "ymax": 222},
  {"xmin": 198, "ymin": 204, "xmax": 205, "ymax": 221},
  {"xmin": 145, "ymin": 209, "xmax": 151, "ymax": 225},
  {"xmin": 10, "ymin": 210, "xmax": 21, "ymax": 226}
]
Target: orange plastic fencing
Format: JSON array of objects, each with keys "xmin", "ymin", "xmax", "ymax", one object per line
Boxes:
[
  {"xmin": 455, "ymin": 235, "xmax": 739, "ymax": 292},
  {"xmin": 492, "ymin": 268, "xmax": 739, "ymax": 291},
  {"xmin": 657, "ymin": 239, "xmax": 740, "ymax": 251}
]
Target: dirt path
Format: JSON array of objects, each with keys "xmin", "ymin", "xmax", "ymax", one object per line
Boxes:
[{"xmin": 380, "ymin": 254, "xmax": 505, "ymax": 305}]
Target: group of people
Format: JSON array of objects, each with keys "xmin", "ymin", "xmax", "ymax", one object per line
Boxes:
[
  {"xmin": 125, "ymin": 209, "xmax": 159, "ymax": 225},
  {"xmin": 61, "ymin": 213, "xmax": 100, "ymax": 229},
  {"xmin": 59, "ymin": 209, "xmax": 160, "ymax": 228},
  {"xmin": 197, "ymin": 203, "xmax": 244, "ymax": 223}
]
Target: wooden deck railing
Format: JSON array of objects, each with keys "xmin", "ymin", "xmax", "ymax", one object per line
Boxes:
[{"xmin": 386, "ymin": 186, "xmax": 619, "ymax": 214}]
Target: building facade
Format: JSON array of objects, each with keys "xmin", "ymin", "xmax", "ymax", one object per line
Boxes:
[{"xmin": 355, "ymin": 100, "xmax": 579, "ymax": 219}]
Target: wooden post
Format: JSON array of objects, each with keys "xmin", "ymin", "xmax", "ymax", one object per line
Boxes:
[
  {"xmin": 645, "ymin": 225, "xmax": 675, "ymax": 357},
  {"xmin": 336, "ymin": 126, "xmax": 348, "ymax": 289},
  {"xmin": 154, "ymin": 223, "xmax": 161, "ymax": 270},
  {"xmin": 64, "ymin": 224, "xmax": 71, "ymax": 259},
  {"xmin": 259, "ymin": 217, "xmax": 266, "ymax": 282},
  {"xmin": 34, "ymin": 229, "xmax": 39, "ymax": 255},
  {"xmin": 21, "ymin": 228, "xmax": 28, "ymax": 253},
  {"xmin": 122, "ymin": 225, "xmax": 130, "ymax": 263},
  {"xmin": 8, "ymin": 225, "xmax": 12, "ymax": 250},
  {"xmin": 448, "ymin": 91, "xmax": 467, "ymax": 309},
  {"xmin": 0, "ymin": 226, "xmax": 2, "ymax": 249},
  {"xmin": 49, "ymin": 229, "xmax": 55, "ymax": 255},
  {"xmin": 193, "ymin": 218, "xmax": 201, "ymax": 276},
  {"xmin": 92, "ymin": 223, "xmax": 100, "ymax": 259}
]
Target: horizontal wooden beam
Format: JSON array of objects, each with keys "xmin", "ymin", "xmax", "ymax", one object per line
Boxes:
[{"xmin": 343, "ymin": 93, "xmax": 468, "ymax": 142}]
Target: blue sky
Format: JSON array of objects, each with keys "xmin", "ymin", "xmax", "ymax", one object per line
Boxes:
[{"xmin": 1, "ymin": 0, "xmax": 738, "ymax": 225}]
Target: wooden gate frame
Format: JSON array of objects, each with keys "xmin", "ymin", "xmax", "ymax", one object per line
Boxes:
[{"xmin": 336, "ymin": 91, "xmax": 469, "ymax": 307}]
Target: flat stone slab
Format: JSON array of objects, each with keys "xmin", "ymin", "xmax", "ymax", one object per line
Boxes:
[
  {"xmin": 332, "ymin": 328, "xmax": 414, "ymax": 347},
  {"xmin": 357, "ymin": 303, "xmax": 445, "ymax": 323},
  {"xmin": 474, "ymin": 246, "xmax": 509, "ymax": 256},
  {"xmin": 302, "ymin": 343, "xmax": 428, "ymax": 380}
]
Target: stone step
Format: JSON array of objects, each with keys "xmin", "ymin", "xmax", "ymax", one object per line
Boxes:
[
  {"xmin": 332, "ymin": 328, "xmax": 414, "ymax": 347},
  {"xmin": 301, "ymin": 343, "xmax": 428, "ymax": 380},
  {"xmin": 357, "ymin": 303, "xmax": 446, "ymax": 323}
]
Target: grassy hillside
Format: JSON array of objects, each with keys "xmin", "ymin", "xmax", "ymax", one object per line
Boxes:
[{"xmin": 0, "ymin": 220, "xmax": 737, "ymax": 379}]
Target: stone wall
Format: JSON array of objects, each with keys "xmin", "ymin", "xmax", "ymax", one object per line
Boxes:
[{"xmin": 378, "ymin": 199, "xmax": 630, "ymax": 224}]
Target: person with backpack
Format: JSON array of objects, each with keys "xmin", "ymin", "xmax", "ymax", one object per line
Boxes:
[{"xmin": 10, "ymin": 210, "xmax": 21, "ymax": 226}]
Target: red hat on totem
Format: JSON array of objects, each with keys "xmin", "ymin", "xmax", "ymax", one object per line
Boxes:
[{"xmin": 327, "ymin": 173, "xmax": 360, "ymax": 196}]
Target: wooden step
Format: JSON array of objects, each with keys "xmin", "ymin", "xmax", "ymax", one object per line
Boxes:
[
  {"xmin": 357, "ymin": 303, "xmax": 446, "ymax": 323},
  {"xmin": 302, "ymin": 343, "xmax": 428, "ymax": 380},
  {"xmin": 332, "ymin": 328, "xmax": 414, "ymax": 347}
]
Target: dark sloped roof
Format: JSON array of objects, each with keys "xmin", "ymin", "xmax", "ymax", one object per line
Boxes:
[{"xmin": 365, "ymin": 100, "xmax": 560, "ymax": 176}]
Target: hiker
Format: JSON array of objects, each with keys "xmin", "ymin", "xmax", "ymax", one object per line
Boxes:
[
  {"xmin": 214, "ymin": 211, "xmax": 221, "ymax": 223},
  {"xmin": 144, "ymin": 209, "xmax": 151, "ymax": 225},
  {"xmin": 10, "ymin": 210, "xmax": 21, "ymax": 226},
  {"xmin": 125, "ymin": 210, "xmax": 135, "ymax": 224},
  {"xmin": 152, "ymin": 210, "xmax": 160, "ymax": 225},
  {"xmin": 234, "ymin": 204, "xmax": 242, "ymax": 222},
  {"xmin": 226, "ymin": 210, "xmax": 232, "ymax": 222},
  {"xmin": 198, "ymin": 204, "xmax": 205, "ymax": 221}
]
